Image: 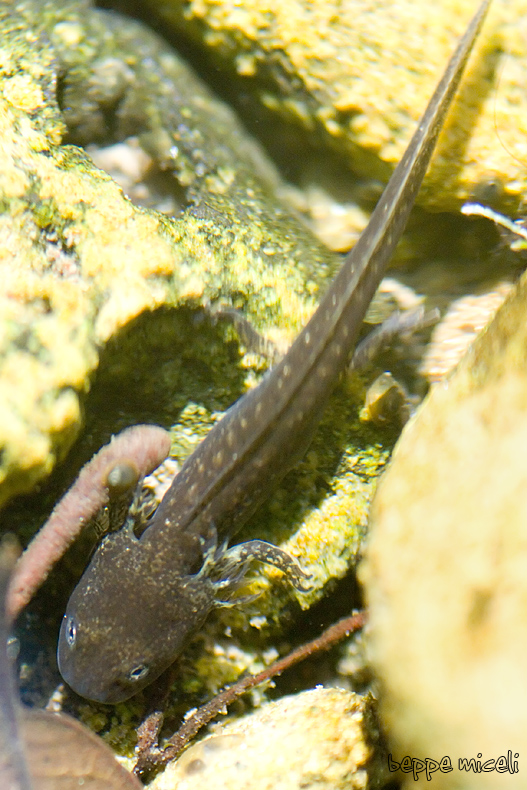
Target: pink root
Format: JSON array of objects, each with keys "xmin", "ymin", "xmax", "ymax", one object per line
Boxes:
[{"xmin": 7, "ymin": 425, "xmax": 171, "ymax": 621}]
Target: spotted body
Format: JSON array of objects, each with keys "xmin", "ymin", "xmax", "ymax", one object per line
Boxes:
[{"xmin": 58, "ymin": 0, "xmax": 491, "ymax": 703}]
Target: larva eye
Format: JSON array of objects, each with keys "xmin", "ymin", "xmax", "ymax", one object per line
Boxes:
[
  {"xmin": 65, "ymin": 616, "xmax": 77, "ymax": 648},
  {"xmin": 127, "ymin": 664, "xmax": 149, "ymax": 683}
]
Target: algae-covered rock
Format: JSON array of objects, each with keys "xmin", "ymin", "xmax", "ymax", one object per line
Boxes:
[
  {"xmin": 361, "ymin": 267, "xmax": 527, "ymax": 787},
  {"xmin": 141, "ymin": 0, "xmax": 516, "ymax": 213},
  {"xmin": 0, "ymin": 0, "xmax": 345, "ymax": 507}
]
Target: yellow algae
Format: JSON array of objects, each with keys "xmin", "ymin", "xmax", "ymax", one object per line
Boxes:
[
  {"xmin": 0, "ymin": 0, "xmax": 340, "ymax": 507},
  {"xmin": 146, "ymin": 0, "xmax": 523, "ymax": 213},
  {"xmin": 2, "ymin": 73, "xmax": 45, "ymax": 113}
]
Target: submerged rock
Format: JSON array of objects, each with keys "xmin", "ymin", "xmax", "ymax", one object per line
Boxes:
[
  {"xmin": 140, "ymin": 0, "xmax": 521, "ymax": 213},
  {"xmin": 362, "ymin": 267, "xmax": 527, "ymax": 787},
  {"xmin": 148, "ymin": 688, "xmax": 385, "ymax": 790}
]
